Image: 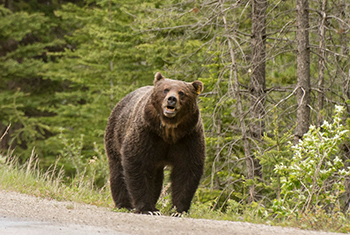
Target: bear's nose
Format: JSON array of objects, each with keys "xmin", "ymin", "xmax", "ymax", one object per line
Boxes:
[{"xmin": 167, "ymin": 96, "xmax": 177, "ymax": 106}]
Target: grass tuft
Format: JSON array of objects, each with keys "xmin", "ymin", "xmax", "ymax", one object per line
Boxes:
[{"xmin": 0, "ymin": 148, "xmax": 113, "ymax": 207}]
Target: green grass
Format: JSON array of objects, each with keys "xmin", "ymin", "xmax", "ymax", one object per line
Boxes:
[
  {"xmin": 0, "ymin": 150, "xmax": 113, "ymax": 207},
  {"xmin": 1, "ymin": 150, "xmax": 350, "ymax": 233}
]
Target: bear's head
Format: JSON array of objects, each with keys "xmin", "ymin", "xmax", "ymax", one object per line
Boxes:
[{"xmin": 150, "ymin": 72, "xmax": 203, "ymax": 128}]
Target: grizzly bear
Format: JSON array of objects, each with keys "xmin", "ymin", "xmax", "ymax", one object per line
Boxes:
[{"xmin": 104, "ymin": 72, "xmax": 205, "ymax": 215}]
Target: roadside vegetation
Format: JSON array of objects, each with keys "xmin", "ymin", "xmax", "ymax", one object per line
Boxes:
[
  {"xmin": 0, "ymin": 127, "xmax": 112, "ymax": 207},
  {"xmin": 0, "ymin": 149, "xmax": 112, "ymax": 207},
  {"xmin": 1, "ymin": 106, "xmax": 350, "ymax": 233}
]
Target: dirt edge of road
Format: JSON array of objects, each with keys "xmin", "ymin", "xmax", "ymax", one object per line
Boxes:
[{"xmin": 0, "ymin": 189, "xmax": 342, "ymax": 235}]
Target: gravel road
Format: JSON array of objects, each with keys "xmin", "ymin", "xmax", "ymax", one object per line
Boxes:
[{"xmin": 0, "ymin": 190, "xmax": 343, "ymax": 235}]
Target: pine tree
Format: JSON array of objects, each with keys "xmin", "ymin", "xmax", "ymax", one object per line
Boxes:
[{"xmin": 0, "ymin": 4, "xmax": 65, "ymax": 159}]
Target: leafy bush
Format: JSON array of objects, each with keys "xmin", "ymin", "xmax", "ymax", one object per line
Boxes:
[{"xmin": 274, "ymin": 105, "xmax": 350, "ymax": 216}]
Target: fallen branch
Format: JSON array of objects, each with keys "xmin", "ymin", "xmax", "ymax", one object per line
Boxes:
[{"xmin": 0, "ymin": 124, "xmax": 11, "ymax": 143}]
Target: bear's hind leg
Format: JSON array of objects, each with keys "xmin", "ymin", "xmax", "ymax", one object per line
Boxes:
[{"xmin": 108, "ymin": 155, "xmax": 132, "ymax": 210}]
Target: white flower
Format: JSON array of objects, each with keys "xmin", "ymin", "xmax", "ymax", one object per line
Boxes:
[{"xmin": 335, "ymin": 105, "xmax": 344, "ymax": 113}]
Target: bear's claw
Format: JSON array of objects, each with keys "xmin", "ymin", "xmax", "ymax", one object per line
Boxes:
[
  {"xmin": 148, "ymin": 211, "xmax": 162, "ymax": 216},
  {"xmin": 171, "ymin": 212, "xmax": 183, "ymax": 217}
]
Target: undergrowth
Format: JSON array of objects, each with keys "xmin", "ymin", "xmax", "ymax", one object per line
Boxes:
[
  {"xmin": 0, "ymin": 148, "xmax": 112, "ymax": 207},
  {"xmin": 1, "ymin": 144, "xmax": 350, "ymax": 233},
  {"xmin": 1, "ymin": 106, "xmax": 350, "ymax": 233}
]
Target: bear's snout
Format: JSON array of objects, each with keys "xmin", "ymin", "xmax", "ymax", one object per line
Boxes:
[
  {"xmin": 163, "ymin": 94, "xmax": 179, "ymax": 118},
  {"xmin": 167, "ymin": 96, "xmax": 177, "ymax": 107}
]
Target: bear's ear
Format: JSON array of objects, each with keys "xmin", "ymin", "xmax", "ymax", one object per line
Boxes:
[
  {"xmin": 154, "ymin": 72, "xmax": 165, "ymax": 85},
  {"xmin": 192, "ymin": 81, "xmax": 204, "ymax": 95}
]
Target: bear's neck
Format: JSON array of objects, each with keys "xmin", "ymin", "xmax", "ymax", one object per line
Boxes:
[
  {"xmin": 160, "ymin": 123, "xmax": 180, "ymax": 144},
  {"xmin": 158, "ymin": 111, "xmax": 199, "ymax": 144},
  {"xmin": 144, "ymin": 102, "xmax": 199, "ymax": 144}
]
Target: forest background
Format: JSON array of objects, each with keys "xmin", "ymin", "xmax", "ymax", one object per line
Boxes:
[{"xmin": 1, "ymin": 0, "xmax": 350, "ymax": 230}]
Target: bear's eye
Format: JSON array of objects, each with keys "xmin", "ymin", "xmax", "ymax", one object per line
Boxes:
[
  {"xmin": 178, "ymin": 91, "xmax": 185, "ymax": 97},
  {"xmin": 164, "ymin": 89, "xmax": 169, "ymax": 94}
]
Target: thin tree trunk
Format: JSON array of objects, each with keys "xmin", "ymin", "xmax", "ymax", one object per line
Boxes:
[
  {"xmin": 4, "ymin": 0, "xmax": 13, "ymax": 10},
  {"xmin": 250, "ymin": 0, "xmax": 268, "ymax": 179},
  {"xmin": 339, "ymin": 0, "xmax": 350, "ymax": 115},
  {"xmin": 250, "ymin": 0, "xmax": 267, "ymax": 139},
  {"xmin": 221, "ymin": 2, "xmax": 254, "ymax": 203},
  {"xmin": 295, "ymin": 0, "xmax": 310, "ymax": 143},
  {"xmin": 211, "ymin": 116, "xmax": 221, "ymax": 190},
  {"xmin": 317, "ymin": 0, "xmax": 327, "ymax": 128}
]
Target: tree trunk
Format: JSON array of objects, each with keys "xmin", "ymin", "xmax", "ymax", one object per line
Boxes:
[
  {"xmin": 250, "ymin": 0, "xmax": 268, "ymax": 179},
  {"xmin": 295, "ymin": 0, "xmax": 310, "ymax": 143},
  {"xmin": 250, "ymin": 0, "xmax": 267, "ymax": 139},
  {"xmin": 339, "ymin": 0, "xmax": 350, "ymax": 114},
  {"xmin": 4, "ymin": 0, "xmax": 13, "ymax": 10},
  {"xmin": 317, "ymin": 0, "xmax": 327, "ymax": 128},
  {"xmin": 221, "ymin": 1, "xmax": 254, "ymax": 203}
]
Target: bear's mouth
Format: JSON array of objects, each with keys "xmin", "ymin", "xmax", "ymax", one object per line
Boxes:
[{"xmin": 164, "ymin": 106, "xmax": 176, "ymax": 118}]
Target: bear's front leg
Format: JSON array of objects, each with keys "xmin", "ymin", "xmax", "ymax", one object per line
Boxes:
[
  {"xmin": 122, "ymin": 158, "xmax": 158, "ymax": 214},
  {"xmin": 169, "ymin": 133, "xmax": 205, "ymax": 213},
  {"xmin": 121, "ymin": 133, "xmax": 166, "ymax": 215},
  {"xmin": 170, "ymin": 163, "xmax": 203, "ymax": 213}
]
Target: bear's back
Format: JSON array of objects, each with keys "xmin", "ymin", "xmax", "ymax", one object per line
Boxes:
[
  {"xmin": 117, "ymin": 86, "xmax": 153, "ymax": 114},
  {"xmin": 106, "ymin": 86, "xmax": 153, "ymax": 147}
]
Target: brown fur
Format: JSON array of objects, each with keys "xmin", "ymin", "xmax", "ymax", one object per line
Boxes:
[{"xmin": 104, "ymin": 72, "xmax": 205, "ymax": 214}]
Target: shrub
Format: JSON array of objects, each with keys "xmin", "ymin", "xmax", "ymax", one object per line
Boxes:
[{"xmin": 274, "ymin": 105, "xmax": 350, "ymax": 216}]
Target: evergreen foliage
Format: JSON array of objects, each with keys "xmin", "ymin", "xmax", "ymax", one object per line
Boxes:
[{"xmin": 0, "ymin": 4, "xmax": 65, "ymax": 160}]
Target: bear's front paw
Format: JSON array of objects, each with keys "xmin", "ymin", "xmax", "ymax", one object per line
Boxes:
[
  {"xmin": 148, "ymin": 211, "xmax": 162, "ymax": 216},
  {"xmin": 171, "ymin": 212, "xmax": 183, "ymax": 217},
  {"xmin": 135, "ymin": 209, "xmax": 162, "ymax": 216}
]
